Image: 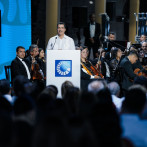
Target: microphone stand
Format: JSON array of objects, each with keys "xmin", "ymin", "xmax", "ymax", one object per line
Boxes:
[{"xmin": 52, "ymin": 37, "xmax": 57, "ymax": 49}]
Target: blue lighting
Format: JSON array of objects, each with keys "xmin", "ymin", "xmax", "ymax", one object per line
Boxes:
[{"xmin": 0, "ymin": 0, "xmax": 31, "ymax": 79}]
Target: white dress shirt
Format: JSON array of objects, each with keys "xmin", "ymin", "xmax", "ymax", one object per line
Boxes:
[
  {"xmin": 90, "ymin": 22, "xmax": 95, "ymax": 38},
  {"xmin": 3, "ymin": 94, "xmax": 13, "ymax": 105},
  {"xmin": 81, "ymin": 68, "xmax": 95, "ymax": 79},
  {"xmin": 46, "ymin": 34, "xmax": 75, "ymax": 50},
  {"xmin": 112, "ymin": 95, "xmax": 125, "ymax": 111},
  {"xmin": 104, "ymin": 61, "xmax": 110, "ymax": 77},
  {"xmin": 17, "ymin": 56, "xmax": 31, "ymax": 79}
]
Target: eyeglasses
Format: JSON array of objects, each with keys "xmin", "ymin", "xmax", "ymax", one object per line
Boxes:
[{"xmin": 142, "ymin": 46, "xmax": 147, "ymax": 47}]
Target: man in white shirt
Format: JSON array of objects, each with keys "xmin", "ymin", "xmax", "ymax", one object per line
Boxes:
[
  {"xmin": 108, "ymin": 82, "xmax": 125, "ymax": 111},
  {"xmin": 11, "ymin": 46, "xmax": 31, "ymax": 82},
  {"xmin": 46, "ymin": 22, "xmax": 75, "ymax": 50}
]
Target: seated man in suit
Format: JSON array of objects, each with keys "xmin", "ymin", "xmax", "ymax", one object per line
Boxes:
[{"xmin": 11, "ymin": 46, "xmax": 31, "ymax": 82}]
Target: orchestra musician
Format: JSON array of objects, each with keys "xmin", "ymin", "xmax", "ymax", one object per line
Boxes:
[
  {"xmin": 80, "ymin": 46, "xmax": 102, "ymax": 90},
  {"xmin": 109, "ymin": 47, "xmax": 123, "ymax": 83},
  {"xmin": 38, "ymin": 48, "xmax": 46, "ymax": 78},
  {"xmin": 119, "ymin": 50, "xmax": 139, "ymax": 94},
  {"xmin": 25, "ymin": 44, "xmax": 44, "ymax": 81}
]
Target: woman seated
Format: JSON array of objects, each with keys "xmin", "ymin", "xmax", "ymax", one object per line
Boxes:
[
  {"xmin": 80, "ymin": 46, "xmax": 102, "ymax": 90},
  {"xmin": 38, "ymin": 48, "xmax": 46, "ymax": 78},
  {"xmin": 109, "ymin": 47, "xmax": 122, "ymax": 83}
]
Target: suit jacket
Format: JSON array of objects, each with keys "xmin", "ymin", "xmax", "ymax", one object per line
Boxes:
[
  {"xmin": 11, "ymin": 57, "xmax": 30, "ymax": 81},
  {"xmin": 84, "ymin": 22, "xmax": 101, "ymax": 47},
  {"xmin": 119, "ymin": 57, "xmax": 136, "ymax": 90}
]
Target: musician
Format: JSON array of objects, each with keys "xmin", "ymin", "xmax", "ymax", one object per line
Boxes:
[
  {"xmin": 109, "ymin": 48, "xmax": 122, "ymax": 83},
  {"xmin": 119, "ymin": 51, "xmax": 138, "ymax": 94},
  {"xmin": 140, "ymin": 42, "xmax": 147, "ymax": 66},
  {"xmin": 124, "ymin": 46, "xmax": 143, "ymax": 71},
  {"xmin": 46, "ymin": 22, "xmax": 75, "ymax": 50},
  {"xmin": 139, "ymin": 34, "xmax": 146, "ymax": 44},
  {"xmin": 80, "ymin": 46, "xmax": 101, "ymax": 90},
  {"xmin": 25, "ymin": 44, "xmax": 44, "ymax": 81},
  {"xmin": 103, "ymin": 32, "xmax": 116, "ymax": 53},
  {"xmin": 11, "ymin": 46, "xmax": 31, "ymax": 82},
  {"xmin": 38, "ymin": 48, "xmax": 46, "ymax": 78},
  {"xmin": 96, "ymin": 48, "xmax": 110, "ymax": 81}
]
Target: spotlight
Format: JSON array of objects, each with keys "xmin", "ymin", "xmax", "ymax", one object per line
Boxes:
[{"xmin": 89, "ymin": 1, "xmax": 93, "ymax": 4}]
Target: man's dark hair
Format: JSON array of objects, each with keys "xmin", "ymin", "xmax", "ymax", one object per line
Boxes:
[
  {"xmin": 13, "ymin": 75, "xmax": 30, "ymax": 97},
  {"xmin": 109, "ymin": 32, "xmax": 115, "ymax": 36},
  {"xmin": 29, "ymin": 44, "xmax": 38, "ymax": 52},
  {"xmin": 46, "ymin": 85, "xmax": 58, "ymax": 97},
  {"xmin": 0, "ymin": 79, "xmax": 10, "ymax": 95},
  {"xmin": 80, "ymin": 45, "xmax": 88, "ymax": 51},
  {"xmin": 13, "ymin": 95, "xmax": 35, "ymax": 116},
  {"xmin": 121, "ymin": 85, "xmax": 146, "ymax": 114},
  {"xmin": 57, "ymin": 22, "xmax": 66, "ymax": 29},
  {"xmin": 128, "ymin": 50, "xmax": 139, "ymax": 58},
  {"xmin": 61, "ymin": 81, "xmax": 74, "ymax": 98},
  {"xmin": 16, "ymin": 46, "xmax": 25, "ymax": 52},
  {"xmin": 89, "ymin": 13, "xmax": 95, "ymax": 18}
]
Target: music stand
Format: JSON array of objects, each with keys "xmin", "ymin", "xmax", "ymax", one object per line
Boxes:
[{"xmin": 108, "ymin": 40, "xmax": 127, "ymax": 51}]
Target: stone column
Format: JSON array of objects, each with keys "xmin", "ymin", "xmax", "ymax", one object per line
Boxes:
[
  {"xmin": 95, "ymin": 0, "xmax": 106, "ymax": 24},
  {"xmin": 129, "ymin": 0, "xmax": 140, "ymax": 43},
  {"xmin": 45, "ymin": 0, "xmax": 60, "ymax": 47}
]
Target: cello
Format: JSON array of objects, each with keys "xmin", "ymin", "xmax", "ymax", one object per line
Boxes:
[
  {"xmin": 81, "ymin": 61, "xmax": 93, "ymax": 76},
  {"xmin": 89, "ymin": 60, "xmax": 104, "ymax": 78},
  {"xmin": 31, "ymin": 58, "xmax": 44, "ymax": 80},
  {"xmin": 89, "ymin": 50, "xmax": 104, "ymax": 78}
]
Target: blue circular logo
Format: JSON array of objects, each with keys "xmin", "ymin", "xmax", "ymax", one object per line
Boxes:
[
  {"xmin": 56, "ymin": 60, "xmax": 71, "ymax": 76},
  {"xmin": 56, "ymin": 61, "xmax": 71, "ymax": 76}
]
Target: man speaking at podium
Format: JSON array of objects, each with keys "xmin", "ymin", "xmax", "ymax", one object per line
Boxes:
[{"xmin": 46, "ymin": 22, "xmax": 75, "ymax": 50}]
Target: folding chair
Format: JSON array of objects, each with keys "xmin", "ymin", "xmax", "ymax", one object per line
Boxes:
[{"xmin": 4, "ymin": 65, "xmax": 11, "ymax": 83}]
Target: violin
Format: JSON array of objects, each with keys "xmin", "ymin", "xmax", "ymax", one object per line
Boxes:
[
  {"xmin": 89, "ymin": 61, "xmax": 104, "ymax": 78},
  {"xmin": 134, "ymin": 66, "xmax": 147, "ymax": 77},
  {"xmin": 31, "ymin": 62, "xmax": 44, "ymax": 80},
  {"xmin": 81, "ymin": 61, "xmax": 93, "ymax": 76},
  {"xmin": 142, "ymin": 65, "xmax": 147, "ymax": 78},
  {"xmin": 88, "ymin": 50, "xmax": 104, "ymax": 78},
  {"xmin": 134, "ymin": 68, "xmax": 142, "ymax": 76}
]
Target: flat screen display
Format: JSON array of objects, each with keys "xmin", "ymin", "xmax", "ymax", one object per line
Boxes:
[{"xmin": 0, "ymin": 0, "xmax": 31, "ymax": 79}]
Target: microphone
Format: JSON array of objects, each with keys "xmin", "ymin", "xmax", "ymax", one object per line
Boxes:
[{"xmin": 52, "ymin": 37, "xmax": 57, "ymax": 49}]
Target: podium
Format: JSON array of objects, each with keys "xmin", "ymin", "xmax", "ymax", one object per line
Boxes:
[{"xmin": 46, "ymin": 50, "xmax": 81, "ymax": 98}]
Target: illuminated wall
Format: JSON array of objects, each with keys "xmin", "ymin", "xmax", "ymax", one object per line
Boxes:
[{"xmin": 0, "ymin": 0, "xmax": 31, "ymax": 79}]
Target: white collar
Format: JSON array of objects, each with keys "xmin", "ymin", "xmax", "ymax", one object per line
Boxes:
[
  {"xmin": 3, "ymin": 94, "xmax": 13, "ymax": 104},
  {"xmin": 90, "ymin": 22, "xmax": 96, "ymax": 25},
  {"xmin": 17, "ymin": 56, "xmax": 23, "ymax": 61},
  {"xmin": 57, "ymin": 34, "xmax": 67, "ymax": 39}
]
